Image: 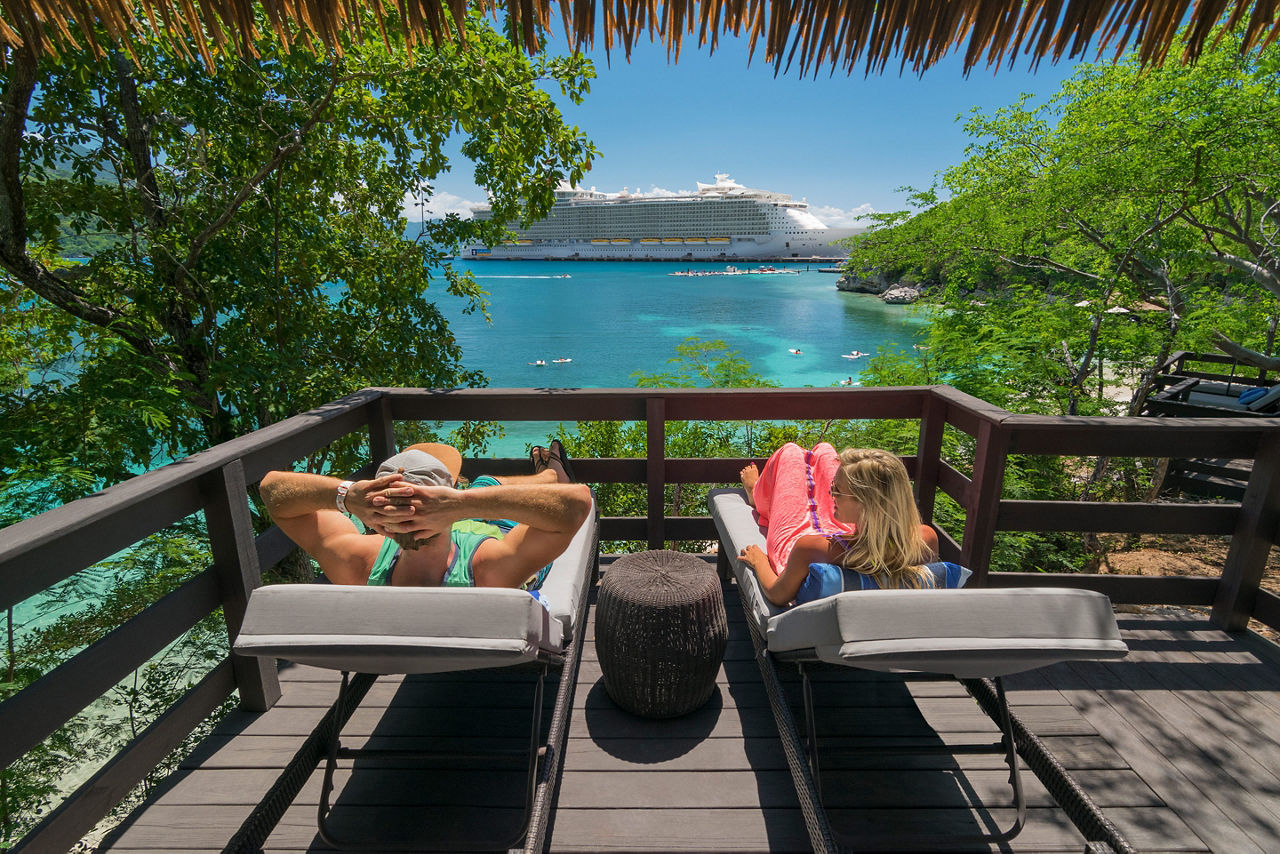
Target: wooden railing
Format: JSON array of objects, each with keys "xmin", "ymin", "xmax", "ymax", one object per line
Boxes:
[{"xmin": 2, "ymin": 384, "xmax": 1279, "ymax": 851}]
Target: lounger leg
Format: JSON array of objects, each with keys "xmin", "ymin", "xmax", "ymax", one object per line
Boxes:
[
  {"xmin": 798, "ymin": 663, "xmax": 822, "ymax": 800},
  {"xmin": 811, "ymin": 674, "xmax": 1028, "ymax": 849},
  {"xmin": 315, "ymin": 665, "xmax": 552, "ymax": 851},
  {"xmin": 991, "ymin": 676, "xmax": 1028, "ymax": 842},
  {"xmin": 316, "ymin": 671, "xmax": 353, "ymax": 846},
  {"xmin": 518, "ymin": 661, "xmax": 549, "ymax": 840}
]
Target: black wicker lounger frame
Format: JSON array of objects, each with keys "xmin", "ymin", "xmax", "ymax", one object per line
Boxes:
[
  {"xmin": 226, "ymin": 503, "xmax": 599, "ymax": 854},
  {"xmin": 709, "ymin": 488, "xmax": 1135, "ymax": 853},
  {"xmin": 733, "ymin": 571, "xmax": 1135, "ymax": 853}
]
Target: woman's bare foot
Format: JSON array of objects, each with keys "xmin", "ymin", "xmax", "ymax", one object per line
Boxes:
[{"xmin": 740, "ymin": 463, "xmax": 759, "ymax": 506}]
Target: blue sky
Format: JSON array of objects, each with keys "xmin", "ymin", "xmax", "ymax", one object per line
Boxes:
[{"xmin": 416, "ymin": 33, "xmax": 1084, "ymax": 226}]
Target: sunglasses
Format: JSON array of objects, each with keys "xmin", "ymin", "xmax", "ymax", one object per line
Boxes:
[{"xmin": 829, "ymin": 484, "xmax": 857, "ymax": 498}]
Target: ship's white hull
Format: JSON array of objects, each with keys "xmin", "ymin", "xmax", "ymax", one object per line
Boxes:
[
  {"xmin": 462, "ymin": 174, "xmax": 864, "ymax": 261},
  {"xmin": 465, "ymin": 228, "xmax": 861, "ymax": 261}
]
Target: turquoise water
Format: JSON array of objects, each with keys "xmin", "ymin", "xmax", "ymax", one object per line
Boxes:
[
  {"xmin": 433, "ymin": 260, "xmax": 929, "ymax": 452},
  {"xmin": 444, "ymin": 260, "xmax": 927, "ymax": 387}
]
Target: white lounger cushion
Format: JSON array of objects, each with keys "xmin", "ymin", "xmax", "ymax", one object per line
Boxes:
[
  {"xmin": 768, "ymin": 588, "xmax": 1127, "ymax": 677},
  {"xmin": 708, "ymin": 488, "xmax": 786, "ymax": 637},
  {"xmin": 234, "ymin": 496, "xmax": 596, "ymax": 674},
  {"xmin": 707, "ymin": 488, "xmax": 1127, "ymax": 678},
  {"xmin": 235, "ymin": 585, "xmax": 562, "ymax": 674},
  {"xmin": 534, "ymin": 493, "xmax": 598, "ymax": 643}
]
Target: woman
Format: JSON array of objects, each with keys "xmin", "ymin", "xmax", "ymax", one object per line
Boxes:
[{"xmin": 738, "ymin": 443, "xmax": 941, "ymax": 606}]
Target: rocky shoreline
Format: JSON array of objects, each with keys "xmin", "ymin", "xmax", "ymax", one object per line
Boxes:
[{"xmin": 835, "ymin": 270, "xmax": 925, "ymax": 304}]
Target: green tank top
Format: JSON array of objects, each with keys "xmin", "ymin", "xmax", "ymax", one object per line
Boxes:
[
  {"xmin": 443, "ymin": 520, "xmax": 505, "ymax": 586},
  {"xmin": 365, "ymin": 520, "xmax": 504, "ymax": 587}
]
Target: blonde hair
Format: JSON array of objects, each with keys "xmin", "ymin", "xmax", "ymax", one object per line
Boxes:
[{"xmin": 832, "ymin": 448, "xmax": 934, "ymax": 588}]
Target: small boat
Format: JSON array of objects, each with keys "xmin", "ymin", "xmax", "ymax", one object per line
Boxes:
[
  {"xmin": 590, "ymin": 238, "xmax": 610, "ymax": 245},
  {"xmin": 788, "ymin": 348, "xmax": 803, "ymax": 355},
  {"xmin": 552, "ymin": 358, "xmax": 572, "ymax": 364},
  {"xmin": 555, "ymin": 274, "xmax": 571, "ymax": 278},
  {"xmin": 610, "ymin": 238, "xmax": 631, "ymax": 245},
  {"xmin": 662, "ymin": 238, "xmax": 684, "ymax": 245},
  {"xmin": 529, "ymin": 359, "xmax": 547, "ymax": 366},
  {"xmin": 842, "ymin": 350, "xmax": 866, "ymax": 359},
  {"xmin": 684, "ymin": 237, "xmax": 706, "ymax": 244},
  {"xmin": 708, "ymin": 237, "xmax": 730, "ymax": 245}
]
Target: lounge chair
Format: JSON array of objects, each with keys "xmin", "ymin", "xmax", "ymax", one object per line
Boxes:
[
  {"xmin": 707, "ymin": 488, "xmax": 1131, "ymax": 852},
  {"xmin": 1147, "ymin": 377, "xmax": 1280, "ymax": 416},
  {"xmin": 232, "ymin": 496, "xmax": 599, "ymax": 852}
]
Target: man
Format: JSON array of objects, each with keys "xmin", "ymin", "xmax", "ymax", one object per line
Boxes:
[{"xmin": 260, "ymin": 442, "xmax": 590, "ymax": 589}]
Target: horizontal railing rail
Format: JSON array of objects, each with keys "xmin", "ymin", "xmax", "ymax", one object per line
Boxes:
[{"xmin": 2, "ymin": 384, "xmax": 1279, "ymax": 852}]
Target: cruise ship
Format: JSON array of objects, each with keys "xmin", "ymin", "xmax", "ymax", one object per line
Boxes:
[{"xmin": 463, "ymin": 174, "xmax": 863, "ymax": 261}]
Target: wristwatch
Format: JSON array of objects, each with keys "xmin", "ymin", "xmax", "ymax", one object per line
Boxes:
[{"xmin": 336, "ymin": 480, "xmax": 354, "ymax": 514}]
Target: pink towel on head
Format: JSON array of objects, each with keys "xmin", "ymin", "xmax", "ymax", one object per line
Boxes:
[{"xmin": 751, "ymin": 442, "xmax": 855, "ymax": 573}]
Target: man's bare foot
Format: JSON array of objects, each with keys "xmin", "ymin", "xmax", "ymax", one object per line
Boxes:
[
  {"xmin": 531, "ymin": 445, "xmax": 572, "ymax": 483},
  {"xmin": 740, "ymin": 463, "xmax": 759, "ymax": 506}
]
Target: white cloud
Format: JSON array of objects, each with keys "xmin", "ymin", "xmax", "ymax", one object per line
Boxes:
[
  {"xmin": 809, "ymin": 203, "xmax": 878, "ymax": 227},
  {"xmin": 401, "ymin": 189, "xmax": 482, "ymax": 221},
  {"xmin": 634, "ymin": 185, "xmax": 688, "ymax": 198}
]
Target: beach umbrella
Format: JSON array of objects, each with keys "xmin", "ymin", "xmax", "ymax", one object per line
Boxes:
[{"xmin": 2, "ymin": 0, "xmax": 1278, "ymax": 74}]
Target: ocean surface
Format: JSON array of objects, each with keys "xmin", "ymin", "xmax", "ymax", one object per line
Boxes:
[{"xmin": 436, "ymin": 259, "xmax": 929, "ymax": 452}]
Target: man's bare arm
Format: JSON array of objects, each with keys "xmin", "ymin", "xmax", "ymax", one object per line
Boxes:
[
  {"xmin": 258, "ymin": 470, "xmax": 405, "ymax": 584},
  {"xmin": 383, "ymin": 482, "xmax": 592, "ymax": 538},
  {"xmin": 259, "ymin": 470, "xmax": 415, "ymax": 532}
]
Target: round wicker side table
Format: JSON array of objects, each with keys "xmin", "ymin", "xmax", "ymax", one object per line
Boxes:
[{"xmin": 595, "ymin": 549, "xmax": 729, "ymax": 718}]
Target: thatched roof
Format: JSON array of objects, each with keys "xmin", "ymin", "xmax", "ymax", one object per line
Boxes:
[{"xmin": 2, "ymin": 0, "xmax": 1278, "ymax": 73}]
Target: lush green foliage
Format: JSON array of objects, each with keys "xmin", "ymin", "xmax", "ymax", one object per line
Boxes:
[
  {"xmin": 836, "ymin": 27, "xmax": 1280, "ymax": 571},
  {"xmin": 1, "ymin": 9, "xmax": 597, "ymax": 845},
  {"xmin": 560, "ymin": 339, "xmax": 777, "ymax": 552},
  {"xmin": 2, "ymin": 9, "xmax": 597, "ymax": 510},
  {"xmin": 843, "ymin": 27, "xmax": 1280, "ymax": 415}
]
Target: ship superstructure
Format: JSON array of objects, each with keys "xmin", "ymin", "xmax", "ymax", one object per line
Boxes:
[{"xmin": 463, "ymin": 174, "xmax": 862, "ymax": 260}]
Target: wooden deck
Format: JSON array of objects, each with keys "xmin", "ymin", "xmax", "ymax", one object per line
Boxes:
[{"xmin": 97, "ymin": 571, "xmax": 1280, "ymax": 853}]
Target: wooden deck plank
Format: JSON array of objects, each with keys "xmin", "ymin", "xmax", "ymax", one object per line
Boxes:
[
  {"xmin": 1121, "ymin": 626, "xmax": 1280, "ymax": 789},
  {"xmin": 98, "ymin": 805, "xmax": 1098, "ymax": 853},
  {"xmin": 1060, "ymin": 658, "xmax": 1263, "ymax": 853},
  {"xmin": 553, "ymin": 807, "xmax": 1087, "ymax": 852},
  {"xmin": 101, "ymin": 803, "xmax": 532, "ymax": 851},
  {"xmin": 825, "ymin": 807, "xmax": 1087, "ymax": 851},
  {"xmin": 98, "ymin": 594, "xmax": 1280, "ymax": 854}
]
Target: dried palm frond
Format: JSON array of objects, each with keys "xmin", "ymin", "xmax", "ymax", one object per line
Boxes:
[{"xmin": 0, "ymin": 0, "xmax": 1276, "ymax": 73}]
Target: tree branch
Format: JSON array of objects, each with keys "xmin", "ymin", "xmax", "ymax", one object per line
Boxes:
[
  {"xmin": 991, "ymin": 251, "xmax": 1100, "ymax": 281},
  {"xmin": 182, "ymin": 60, "xmax": 341, "ymax": 272},
  {"xmin": 0, "ymin": 44, "xmax": 37, "ymax": 263},
  {"xmin": 0, "ymin": 47, "xmax": 153, "ymax": 352},
  {"xmin": 1201, "ymin": 249, "xmax": 1280, "ymax": 298},
  {"xmin": 112, "ymin": 53, "xmax": 166, "ymax": 232},
  {"xmin": 1213, "ymin": 332, "xmax": 1280, "ymax": 372}
]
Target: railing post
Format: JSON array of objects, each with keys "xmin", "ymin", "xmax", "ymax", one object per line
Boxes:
[
  {"xmin": 915, "ymin": 391, "xmax": 946, "ymax": 525},
  {"xmin": 1212, "ymin": 431, "xmax": 1280, "ymax": 630},
  {"xmin": 368, "ymin": 393, "xmax": 396, "ymax": 461},
  {"xmin": 206, "ymin": 459, "xmax": 281, "ymax": 712},
  {"xmin": 961, "ymin": 421, "xmax": 1009, "ymax": 585},
  {"xmin": 646, "ymin": 396, "xmax": 666, "ymax": 550}
]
